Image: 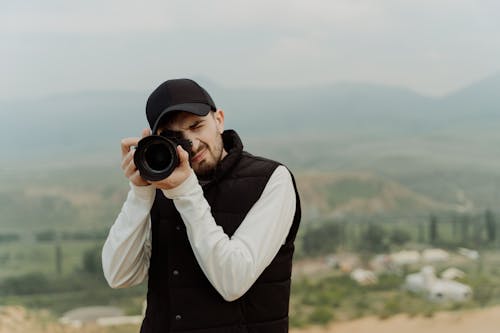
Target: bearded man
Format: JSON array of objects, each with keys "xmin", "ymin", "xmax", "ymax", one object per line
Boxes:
[{"xmin": 102, "ymin": 78, "xmax": 301, "ymax": 333}]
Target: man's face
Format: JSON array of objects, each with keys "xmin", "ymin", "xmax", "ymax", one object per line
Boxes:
[{"xmin": 158, "ymin": 110, "xmax": 226, "ymax": 179}]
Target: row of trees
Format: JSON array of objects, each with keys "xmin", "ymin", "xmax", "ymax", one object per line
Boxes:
[
  {"xmin": 35, "ymin": 229, "xmax": 109, "ymax": 242},
  {"xmin": 0, "ymin": 246, "xmax": 103, "ymax": 296},
  {"xmin": 301, "ymin": 209, "xmax": 497, "ymax": 256},
  {"xmin": 301, "ymin": 222, "xmax": 411, "ymax": 256},
  {"xmin": 0, "ymin": 229, "xmax": 109, "ymax": 243},
  {"xmin": 0, "ymin": 233, "xmax": 20, "ymax": 243},
  {"xmin": 0, "ymin": 243, "xmax": 148, "ymax": 316},
  {"xmin": 428, "ymin": 209, "xmax": 497, "ymax": 247}
]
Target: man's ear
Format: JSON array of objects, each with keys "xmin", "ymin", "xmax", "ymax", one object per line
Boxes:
[{"xmin": 213, "ymin": 109, "xmax": 225, "ymax": 134}]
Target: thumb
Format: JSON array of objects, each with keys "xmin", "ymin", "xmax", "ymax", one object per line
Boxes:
[
  {"xmin": 177, "ymin": 145, "xmax": 190, "ymax": 167},
  {"xmin": 141, "ymin": 128, "xmax": 151, "ymax": 138}
]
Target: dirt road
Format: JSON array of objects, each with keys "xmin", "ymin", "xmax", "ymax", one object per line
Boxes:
[{"xmin": 291, "ymin": 306, "xmax": 500, "ymax": 333}]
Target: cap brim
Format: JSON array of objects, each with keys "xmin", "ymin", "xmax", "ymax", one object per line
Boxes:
[{"xmin": 151, "ymin": 103, "xmax": 212, "ymax": 134}]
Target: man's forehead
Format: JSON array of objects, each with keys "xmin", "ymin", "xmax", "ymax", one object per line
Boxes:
[{"xmin": 161, "ymin": 111, "xmax": 206, "ymax": 131}]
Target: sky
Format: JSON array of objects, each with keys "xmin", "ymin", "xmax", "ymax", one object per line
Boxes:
[{"xmin": 2, "ymin": 0, "xmax": 500, "ymax": 100}]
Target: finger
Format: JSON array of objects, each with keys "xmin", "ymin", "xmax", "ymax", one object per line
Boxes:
[
  {"xmin": 177, "ymin": 145, "xmax": 190, "ymax": 167},
  {"xmin": 130, "ymin": 170, "xmax": 147, "ymax": 185},
  {"xmin": 141, "ymin": 128, "xmax": 151, "ymax": 138},
  {"xmin": 121, "ymin": 137, "xmax": 140, "ymax": 158},
  {"xmin": 123, "ymin": 157, "xmax": 138, "ymax": 178},
  {"xmin": 120, "ymin": 150, "xmax": 135, "ymax": 170},
  {"xmin": 124, "ymin": 164, "xmax": 136, "ymax": 179}
]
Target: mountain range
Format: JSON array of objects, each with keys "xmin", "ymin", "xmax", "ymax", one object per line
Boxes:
[{"xmin": 1, "ymin": 73, "xmax": 499, "ymax": 163}]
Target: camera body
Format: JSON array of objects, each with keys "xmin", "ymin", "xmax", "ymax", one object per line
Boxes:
[{"xmin": 134, "ymin": 130, "xmax": 192, "ymax": 181}]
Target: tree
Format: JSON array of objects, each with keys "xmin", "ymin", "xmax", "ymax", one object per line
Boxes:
[
  {"xmin": 35, "ymin": 229, "xmax": 57, "ymax": 242},
  {"xmin": 55, "ymin": 244, "xmax": 63, "ymax": 276},
  {"xmin": 358, "ymin": 224, "xmax": 388, "ymax": 253},
  {"xmin": 0, "ymin": 272, "xmax": 50, "ymax": 295},
  {"xmin": 485, "ymin": 209, "xmax": 496, "ymax": 243},
  {"xmin": 389, "ymin": 228, "xmax": 411, "ymax": 246},
  {"xmin": 460, "ymin": 215, "xmax": 470, "ymax": 244},
  {"xmin": 418, "ymin": 221, "xmax": 425, "ymax": 243},
  {"xmin": 429, "ymin": 214, "xmax": 438, "ymax": 244},
  {"xmin": 302, "ymin": 222, "xmax": 342, "ymax": 256},
  {"xmin": 81, "ymin": 247, "xmax": 102, "ymax": 275}
]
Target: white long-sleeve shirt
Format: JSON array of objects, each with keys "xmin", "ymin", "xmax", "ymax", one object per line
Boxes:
[{"xmin": 102, "ymin": 165, "xmax": 296, "ymax": 301}]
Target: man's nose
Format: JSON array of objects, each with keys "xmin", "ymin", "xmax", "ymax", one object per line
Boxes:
[{"xmin": 186, "ymin": 135, "xmax": 200, "ymax": 153}]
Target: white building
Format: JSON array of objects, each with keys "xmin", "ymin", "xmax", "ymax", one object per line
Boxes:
[
  {"xmin": 441, "ymin": 267, "xmax": 466, "ymax": 280},
  {"xmin": 422, "ymin": 248, "xmax": 450, "ymax": 263},
  {"xmin": 390, "ymin": 250, "xmax": 420, "ymax": 266},
  {"xmin": 458, "ymin": 247, "xmax": 480, "ymax": 260},
  {"xmin": 350, "ymin": 268, "xmax": 378, "ymax": 285},
  {"xmin": 403, "ymin": 266, "xmax": 472, "ymax": 302}
]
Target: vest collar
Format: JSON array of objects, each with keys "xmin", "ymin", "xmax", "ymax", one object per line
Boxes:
[{"xmin": 200, "ymin": 129, "xmax": 243, "ymax": 186}]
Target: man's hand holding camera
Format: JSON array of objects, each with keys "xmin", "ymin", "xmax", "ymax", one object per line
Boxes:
[
  {"xmin": 150, "ymin": 144, "xmax": 191, "ymax": 190},
  {"xmin": 121, "ymin": 128, "xmax": 151, "ymax": 187},
  {"xmin": 120, "ymin": 128, "xmax": 193, "ymax": 190}
]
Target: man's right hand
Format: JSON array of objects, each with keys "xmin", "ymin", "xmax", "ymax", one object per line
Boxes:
[{"xmin": 120, "ymin": 128, "xmax": 151, "ymax": 187}]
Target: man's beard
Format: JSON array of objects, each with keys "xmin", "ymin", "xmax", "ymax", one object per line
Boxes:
[{"xmin": 192, "ymin": 135, "xmax": 224, "ymax": 180}]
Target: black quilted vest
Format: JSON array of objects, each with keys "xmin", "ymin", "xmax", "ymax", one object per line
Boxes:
[{"xmin": 140, "ymin": 130, "xmax": 301, "ymax": 333}]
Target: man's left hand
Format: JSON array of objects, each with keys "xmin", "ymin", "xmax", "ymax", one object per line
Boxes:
[{"xmin": 150, "ymin": 145, "xmax": 193, "ymax": 190}]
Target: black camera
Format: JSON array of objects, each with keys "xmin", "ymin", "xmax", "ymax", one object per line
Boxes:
[{"xmin": 134, "ymin": 130, "xmax": 192, "ymax": 181}]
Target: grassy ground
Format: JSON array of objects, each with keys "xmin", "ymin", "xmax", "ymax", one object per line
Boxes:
[{"xmin": 0, "ymin": 240, "xmax": 102, "ymax": 280}]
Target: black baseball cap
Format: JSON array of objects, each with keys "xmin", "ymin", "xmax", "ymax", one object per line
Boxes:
[{"xmin": 146, "ymin": 78, "xmax": 217, "ymax": 134}]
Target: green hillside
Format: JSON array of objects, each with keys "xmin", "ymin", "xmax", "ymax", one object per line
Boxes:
[
  {"xmin": 298, "ymin": 172, "xmax": 453, "ymax": 222},
  {"xmin": 0, "ymin": 164, "xmax": 463, "ymax": 236}
]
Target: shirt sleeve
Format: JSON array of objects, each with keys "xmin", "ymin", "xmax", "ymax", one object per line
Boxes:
[
  {"xmin": 162, "ymin": 165, "xmax": 296, "ymax": 301},
  {"xmin": 101, "ymin": 182, "xmax": 155, "ymax": 288}
]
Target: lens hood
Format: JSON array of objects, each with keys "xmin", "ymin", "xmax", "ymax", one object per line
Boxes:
[{"xmin": 134, "ymin": 135, "xmax": 179, "ymax": 181}]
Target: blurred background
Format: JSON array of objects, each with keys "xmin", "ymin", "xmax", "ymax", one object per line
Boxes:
[{"xmin": 1, "ymin": 1, "xmax": 500, "ymax": 332}]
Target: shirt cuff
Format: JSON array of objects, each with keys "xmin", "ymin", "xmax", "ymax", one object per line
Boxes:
[
  {"xmin": 161, "ymin": 170, "xmax": 198, "ymax": 199},
  {"xmin": 130, "ymin": 182, "xmax": 156, "ymax": 201}
]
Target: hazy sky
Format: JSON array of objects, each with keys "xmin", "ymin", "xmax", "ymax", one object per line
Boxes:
[{"xmin": 2, "ymin": 0, "xmax": 500, "ymax": 100}]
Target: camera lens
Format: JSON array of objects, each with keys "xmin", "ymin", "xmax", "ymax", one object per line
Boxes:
[
  {"xmin": 134, "ymin": 135, "xmax": 179, "ymax": 181},
  {"xmin": 145, "ymin": 142, "xmax": 171, "ymax": 171}
]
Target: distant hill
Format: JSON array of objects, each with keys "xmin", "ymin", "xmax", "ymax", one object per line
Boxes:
[
  {"xmin": 0, "ymin": 165, "xmax": 454, "ymax": 233},
  {"xmin": 2, "ymin": 73, "xmax": 499, "ymax": 161},
  {"xmin": 1, "ymin": 91, "xmax": 147, "ymax": 161},
  {"xmin": 297, "ymin": 172, "xmax": 455, "ymax": 222},
  {"xmin": 441, "ymin": 73, "xmax": 500, "ymax": 114}
]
